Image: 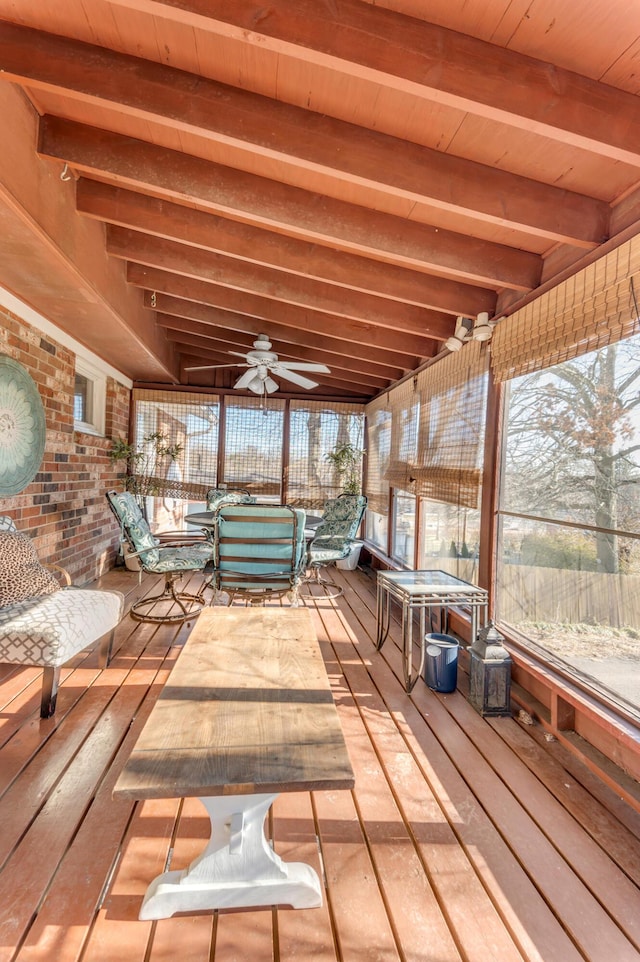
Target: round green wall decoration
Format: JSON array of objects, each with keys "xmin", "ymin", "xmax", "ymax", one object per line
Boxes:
[{"xmin": 0, "ymin": 355, "xmax": 47, "ymax": 495}]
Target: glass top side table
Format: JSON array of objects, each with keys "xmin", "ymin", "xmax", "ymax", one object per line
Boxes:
[{"xmin": 375, "ymin": 569, "xmax": 489, "ymax": 692}]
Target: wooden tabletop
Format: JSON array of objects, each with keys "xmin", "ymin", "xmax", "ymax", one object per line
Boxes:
[{"xmin": 113, "ymin": 607, "xmax": 354, "ymax": 800}]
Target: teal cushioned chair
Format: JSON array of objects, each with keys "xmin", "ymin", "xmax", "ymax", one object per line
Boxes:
[
  {"xmin": 106, "ymin": 490, "xmax": 214, "ymax": 623},
  {"xmin": 305, "ymin": 494, "xmax": 367, "ymax": 597},
  {"xmin": 205, "ymin": 487, "xmax": 256, "ymax": 511},
  {"xmin": 212, "ymin": 503, "xmax": 306, "ymax": 605}
]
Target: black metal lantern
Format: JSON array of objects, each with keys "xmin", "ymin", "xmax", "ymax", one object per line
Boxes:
[{"xmin": 468, "ymin": 622, "xmax": 512, "ymax": 717}]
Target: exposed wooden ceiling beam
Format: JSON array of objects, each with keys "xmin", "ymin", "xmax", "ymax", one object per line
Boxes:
[
  {"xmin": 110, "ymin": 0, "xmax": 640, "ymax": 165},
  {"xmin": 38, "ymin": 116, "xmax": 541, "ymax": 290},
  {"xmin": 108, "ymin": 229, "xmax": 454, "ymax": 339},
  {"xmin": 127, "ymin": 265, "xmax": 439, "ymax": 360},
  {"xmin": 150, "ymin": 295, "xmax": 419, "ymax": 373},
  {"xmin": 0, "ymin": 23, "xmax": 608, "ymax": 247},
  {"xmin": 76, "ymin": 180, "xmax": 495, "ymax": 317}
]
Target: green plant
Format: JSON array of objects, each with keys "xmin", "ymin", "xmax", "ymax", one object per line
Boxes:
[
  {"xmin": 108, "ymin": 431, "xmax": 183, "ymax": 503},
  {"xmin": 325, "ymin": 441, "xmax": 365, "ymax": 495}
]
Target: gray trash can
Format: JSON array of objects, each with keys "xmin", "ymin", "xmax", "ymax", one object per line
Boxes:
[{"xmin": 424, "ymin": 633, "xmax": 459, "ymax": 693}]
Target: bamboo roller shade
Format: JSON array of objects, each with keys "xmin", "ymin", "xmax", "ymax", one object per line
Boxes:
[
  {"xmin": 365, "ymin": 342, "xmax": 488, "ymax": 510},
  {"xmin": 491, "ymin": 234, "xmax": 640, "ymax": 382}
]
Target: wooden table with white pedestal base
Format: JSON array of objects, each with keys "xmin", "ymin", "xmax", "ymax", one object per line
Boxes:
[{"xmin": 113, "ymin": 606, "xmax": 354, "ymax": 919}]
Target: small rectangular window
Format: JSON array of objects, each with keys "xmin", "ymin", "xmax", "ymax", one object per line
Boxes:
[
  {"xmin": 74, "ymin": 359, "xmax": 105, "ymax": 435},
  {"xmin": 391, "ymin": 490, "xmax": 415, "ymax": 567},
  {"xmin": 74, "ymin": 373, "xmax": 92, "ymax": 423}
]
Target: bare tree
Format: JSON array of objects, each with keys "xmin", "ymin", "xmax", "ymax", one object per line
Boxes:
[{"xmin": 504, "ymin": 340, "xmax": 640, "ymax": 573}]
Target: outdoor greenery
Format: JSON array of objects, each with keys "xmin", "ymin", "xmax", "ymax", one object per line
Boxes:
[
  {"xmin": 325, "ymin": 441, "xmax": 365, "ymax": 495},
  {"xmin": 108, "ymin": 431, "xmax": 183, "ymax": 503}
]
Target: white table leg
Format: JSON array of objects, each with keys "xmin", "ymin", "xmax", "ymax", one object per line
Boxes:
[{"xmin": 139, "ymin": 793, "xmax": 322, "ymax": 919}]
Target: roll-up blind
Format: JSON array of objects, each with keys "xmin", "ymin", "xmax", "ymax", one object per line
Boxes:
[
  {"xmin": 413, "ymin": 341, "xmax": 488, "ymax": 509},
  {"xmin": 288, "ymin": 400, "xmax": 365, "ymax": 509},
  {"xmin": 491, "ymin": 235, "xmax": 640, "ymax": 382},
  {"xmin": 223, "ymin": 396, "xmax": 285, "ymax": 497},
  {"xmin": 131, "ymin": 389, "xmax": 220, "ymax": 498},
  {"xmin": 364, "ymin": 394, "xmax": 392, "ymax": 515},
  {"xmin": 383, "ymin": 377, "xmax": 420, "ymax": 494}
]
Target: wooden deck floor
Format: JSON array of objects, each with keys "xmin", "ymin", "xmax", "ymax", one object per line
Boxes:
[{"xmin": 1, "ymin": 564, "xmax": 640, "ymax": 962}]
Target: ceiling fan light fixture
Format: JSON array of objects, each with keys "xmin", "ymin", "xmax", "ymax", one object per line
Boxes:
[{"xmin": 247, "ymin": 375, "xmax": 264, "ymax": 394}]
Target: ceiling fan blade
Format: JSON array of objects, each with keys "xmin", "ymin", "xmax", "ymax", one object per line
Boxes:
[
  {"xmin": 274, "ymin": 361, "xmax": 331, "ymax": 373},
  {"xmin": 272, "ymin": 368, "xmax": 320, "ymax": 390},
  {"xmin": 184, "ymin": 362, "xmax": 244, "ymax": 372},
  {"xmin": 234, "ymin": 368, "xmax": 260, "ymax": 390}
]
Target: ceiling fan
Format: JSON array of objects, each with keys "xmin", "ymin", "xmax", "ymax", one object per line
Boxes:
[{"xmin": 185, "ymin": 335, "xmax": 331, "ymax": 394}]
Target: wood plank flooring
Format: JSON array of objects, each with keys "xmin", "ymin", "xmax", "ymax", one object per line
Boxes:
[{"xmin": 1, "ymin": 564, "xmax": 640, "ymax": 962}]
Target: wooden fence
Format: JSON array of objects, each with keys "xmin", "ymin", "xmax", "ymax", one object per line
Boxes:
[{"xmin": 497, "ymin": 564, "xmax": 640, "ymax": 629}]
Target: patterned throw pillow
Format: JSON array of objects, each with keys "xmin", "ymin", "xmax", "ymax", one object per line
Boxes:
[{"xmin": 0, "ymin": 531, "xmax": 60, "ymax": 607}]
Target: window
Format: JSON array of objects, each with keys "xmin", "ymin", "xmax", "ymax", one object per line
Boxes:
[
  {"xmin": 131, "ymin": 390, "xmax": 220, "ymax": 531},
  {"xmin": 288, "ymin": 401, "xmax": 365, "ymax": 508},
  {"xmin": 391, "ymin": 490, "xmax": 415, "ymax": 567},
  {"xmin": 365, "ymin": 396, "xmax": 392, "ymax": 552},
  {"xmin": 74, "ymin": 358, "xmax": 105, "ymax": 435},
  {"xmin": 223, "ymin": 396, "xmax": 285, "ymax": 499},
  {"xmin": 497, "ymin": 334, "xmax": 640, "ymax": 711},
  {"xmin": 418, "ymin": 498, "xmax": 480, "ymax": 582}
]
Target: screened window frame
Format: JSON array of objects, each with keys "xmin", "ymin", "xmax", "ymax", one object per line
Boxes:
[{"xmin": 287, "ymin": 400, "xmax": 365, "ymax": 509}]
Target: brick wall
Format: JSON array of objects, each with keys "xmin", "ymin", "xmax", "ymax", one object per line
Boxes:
[{"xmin": 0, "ymin": 305, "xmax": 130, "ymax": 584}]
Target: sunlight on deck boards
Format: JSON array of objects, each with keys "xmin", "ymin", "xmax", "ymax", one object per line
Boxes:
[{"xmin": 1, "ymin": 565, "xmax": 639, "ymax": 962}]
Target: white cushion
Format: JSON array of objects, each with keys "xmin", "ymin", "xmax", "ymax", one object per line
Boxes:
[{"xmin": 0, "ymin": 588, "xmax": 124, "ymax": 667}]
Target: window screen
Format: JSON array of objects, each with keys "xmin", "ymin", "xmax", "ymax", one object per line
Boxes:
[
  {"xmin": 223, "ymin": 396, "xmax": 285, "ymax": 498},
  {"xmin": 365, "ymin": 395, "xmax": 392, "ymax": 516},
  {"xmin": 288, "ymin": 401, "xmax": 365, "ymax": 508},
  {"xmin": 131, "ymin": 389, "xmax": 220, "ymax": 499}
]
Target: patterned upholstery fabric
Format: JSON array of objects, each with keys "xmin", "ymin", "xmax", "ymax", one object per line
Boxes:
[
  {"xmin": 308, "ymin": 495, "xmax": 367, "ymax": 564},
  {"xmin": 106, "ymin": 490, "xmax": 213, "ymax": 572},
  {"xmin": 0, "ymin": 531, "xmax": 60, "ymax": 606},
  {"xmin": 0, "ymin": 588, "xmax": 124, "ymax": 666},
  {"xmin": 206, "ymin": 487, "xmax": 256, "ymax": 511},
  {"xmin": 0, "ymin": 516, "xmax": 124, "ymax": 716}
]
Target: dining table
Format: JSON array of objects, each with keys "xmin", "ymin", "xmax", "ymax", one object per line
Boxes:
[{"xmin": 185, "ymin": 509, "xmax": 323, "ymax": 540}]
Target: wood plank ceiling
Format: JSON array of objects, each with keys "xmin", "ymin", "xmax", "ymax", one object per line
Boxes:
[{"xmin": 1, "ymin": 0, "xmax": 640, "ymax": 400}]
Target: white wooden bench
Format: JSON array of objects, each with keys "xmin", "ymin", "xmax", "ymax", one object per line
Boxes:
[{"xmin": 113, "ymin": 606, "xmax": 354, "ymax": 919}]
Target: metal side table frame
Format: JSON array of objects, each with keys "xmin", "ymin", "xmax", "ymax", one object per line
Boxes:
[{"xmin": 375, "ymin": 569, "xmax": 489, "ymax": 692}]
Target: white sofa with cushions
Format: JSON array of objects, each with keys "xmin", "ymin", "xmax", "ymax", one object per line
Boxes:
[{"xmin": 0, "ymin": 516, "xmax": 124, "ymax": 718}]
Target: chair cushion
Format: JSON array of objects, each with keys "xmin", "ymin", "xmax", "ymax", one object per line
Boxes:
[
  {"xmin": 0, "ymin": 587, "xmax": 124, "ymax": 666},
  {"xmin": 0, "ymin": 531, "xmax": 60, "ymax": 607},
  {"xmin": 150, "ymin": 542, "xmax": 214, "ymax": 573},
  {"xmin": 308, "ymin": 495, "xmax": 367, "ymax": 565},
  {"xmin": 216, "ymin": 506, "xmax": 306, "ymax": 591},
  {"xmin": 307, "ymin": 537, "xmax": 353, "ymax": 563},
  {"xmin": 206, "ymin": 488, "xmax": 256, "ymax": 511}
]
